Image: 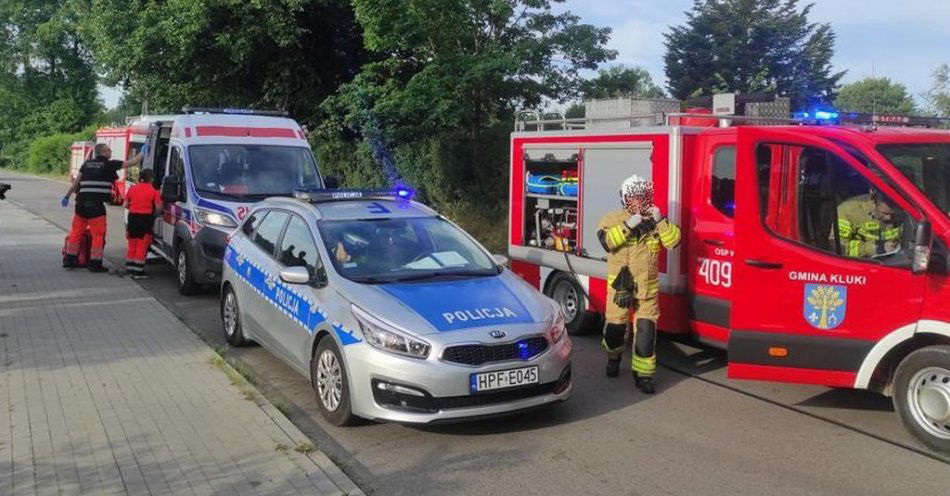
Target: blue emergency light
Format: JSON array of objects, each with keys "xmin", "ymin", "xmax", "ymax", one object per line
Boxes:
[
  {"xmin": 294, "ymin": 186, "xmax": 416, "ymax": 203},
  {"xmin": 794, "ymin": 107, "xmax": 840, "ymax": 125}
]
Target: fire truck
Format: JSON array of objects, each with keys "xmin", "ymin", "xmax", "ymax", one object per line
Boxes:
[{"xmin": 508, "ymin": 94, "xmax": 950, "ymax": 451}]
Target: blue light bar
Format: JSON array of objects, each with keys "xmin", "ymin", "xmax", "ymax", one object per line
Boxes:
[
  {"xmin": 294, "ymin": 187, "xmax": 416, "ymax": 203},
  {"xmin": 181, "ymin": 106, "xmax": 289, "ymax": 117}
]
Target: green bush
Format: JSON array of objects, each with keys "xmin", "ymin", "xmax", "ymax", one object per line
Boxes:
[{"xmin": 25, "ymin": 132, "xmax": 86, "ymax": 175}]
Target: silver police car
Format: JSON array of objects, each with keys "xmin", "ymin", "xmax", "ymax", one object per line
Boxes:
[{"xmin": 220, "ymin": 190, "xmax": 572, "ymax": 425}]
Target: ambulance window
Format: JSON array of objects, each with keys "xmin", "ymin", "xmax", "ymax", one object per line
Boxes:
[
  {"xmin": 279, "ymin": 216, "xmax": 324, "ymax": 279},
  {"xmin": 711, "ymin": 146, "xmax": 736, "ymax": 217},
  {"xmin": 252, "ymin": 211, "xmax": 290, "ymax": 258}
]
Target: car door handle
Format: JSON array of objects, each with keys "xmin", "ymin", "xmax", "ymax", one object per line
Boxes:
[
  {"xmin": 702, "ymin": 239, "xmax": 724, "ymax": 247},
  {"xmin": 744, "ymin": 259, "xmax": 783, "ymax": 269}
]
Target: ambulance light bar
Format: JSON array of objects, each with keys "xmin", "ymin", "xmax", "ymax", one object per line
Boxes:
[
  {"xmin": 294, "ymin": 185, "xmax": 416, "ymax": 203},
  {"xmin": 181, "ymin": 106, "xmax": 290, "ymax": 117}
]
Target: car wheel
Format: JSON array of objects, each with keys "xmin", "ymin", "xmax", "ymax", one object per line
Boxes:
[
  {"xmin": 221, "ymin": 284, "xmax": 248, "ymax": 347},
  {"xmin": 893, "ymin": 345, "xmax": 950, "ymax": 452},
  {"xmin": 312, "ymin": 338, "xmax": 358, "ymax": 426},
  {"xmin": 547, "ymin": 272, "xmax": 597, "ymax": 336},
  {"xmin": 176, "ymin": 245, "xmax": 200, "ymax": 296}
]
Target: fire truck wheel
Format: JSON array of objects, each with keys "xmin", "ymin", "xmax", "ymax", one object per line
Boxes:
[
  {"xmin": 547, "ymin": 272, "xmax": 596, "ymax": 336},
  {"xmin": 221, "ymin": 284, "xmax": 248, "ymax": 347},
  {"xmin": 893, "ymin": 345, "xmax": 950, "ymax": 452},
  {"xmin": 176, "ymin": 245, "xmax": 200, "ymax": 296},
  {"xmin": 312, "ymin": 338, "xmax": 358, "ymax": 426}
]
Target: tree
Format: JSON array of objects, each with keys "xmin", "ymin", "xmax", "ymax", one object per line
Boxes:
[
  {"xmin": 78, "ymin": 0, "xmax": 367, "ymax": 123},
  {"xmin": 834, "ymin": 77, "xmax": 917, "ymax": 115},
  {"xmin": 664, "ymin": 0, "xmax": 845, "ymax": 108},
  {"xmin": 0, "ymin": 0, "xmax": 102, "ymax": 167},
  {"xmin": 924, "ymin": 64, "xmax": 950, "ymax": 117},
  {"xmin": 320, "ymin": 0, "xmax": 615, "ymax": 209},
  {"xmin": 580, "ymin": 65, "xmax": 666, "ymax": 100}
]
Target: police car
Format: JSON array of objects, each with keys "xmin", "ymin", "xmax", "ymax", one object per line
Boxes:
[{"xmin": 220, "ymin": 188, "xmax": 573, "ymax": 425}]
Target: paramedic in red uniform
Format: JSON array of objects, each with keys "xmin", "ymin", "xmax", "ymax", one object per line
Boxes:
[
  {"xmin": 61, "ymin": 143, "xmax": 145, "ymax": 272},
  {"xmin": 124, "ymin": 169, "xmax": 162, "ymax": 279}
]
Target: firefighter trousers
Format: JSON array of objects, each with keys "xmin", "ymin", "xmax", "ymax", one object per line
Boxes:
[
  {"xmin": 66, "ymin": 214, "xmax": 107, "ymax": 261},
  {"xmin": 602, "ymin": 287, "xmax": 659, "ymax": 377}
]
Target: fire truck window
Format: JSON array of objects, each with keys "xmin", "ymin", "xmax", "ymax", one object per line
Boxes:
[{"xmin": 711, "ymin": 146, "xmax": 736, "ymax": 217}]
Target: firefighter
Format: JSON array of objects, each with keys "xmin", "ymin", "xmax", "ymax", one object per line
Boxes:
[
  {"xmin": 837, "ymin": 190, "xmax": 901, "ymax": 258},
  {"xmin": 62, "ymin": 143, "xmax": 145, "ymax": 272},
  {"xmin": 124, "ymin": 168, "xmax": 162, "ymax": 279},
  {"xmin": 596, "ymin": 175, "xmax": 681, "ymax": 393}
]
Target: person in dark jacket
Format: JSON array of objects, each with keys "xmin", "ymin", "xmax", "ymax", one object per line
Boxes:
[{"xmin": 62, "ymin": 143, "xmax": 145, "ymax": 272}]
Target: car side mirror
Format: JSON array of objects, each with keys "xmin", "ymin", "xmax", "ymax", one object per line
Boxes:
[
  {"xmin": 492, "ymin": 254, "xmax": 510, "ymax": 267},
  {"xmin": 324, "ymin": 175, "xmax": 340, "ymax": 189},
  {"xmin": 912, "ymin": 220, "xmax": 933, "ymax": 275},
  {"xmin": 279, "ymin": 266, "xmax": 311, "ymax": 285},
  {"xmin": 161, "ymin": 176, "xmax": 182, "ymax": 203}
]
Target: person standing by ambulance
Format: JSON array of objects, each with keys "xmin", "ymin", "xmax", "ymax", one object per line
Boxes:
[
  {"xmin": 61, "ymin": 143, "xmax": 145, "ymax": 272},
  {"xmin": 596, "ymin": 175, "xmax": 681, "ymax": 394},
  {"xmin": 124, "ymin": 169, "xmax": 162, "ymax": 279}
]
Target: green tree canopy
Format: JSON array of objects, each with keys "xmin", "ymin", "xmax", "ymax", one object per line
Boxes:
[
  {"xmin": 664, "ymin": 0, "xmax": 844, "ymax": 108},
  {"xmin": 580, "ymin": 65, "xmax": 665, "ymax": 100},
  {"xmin": 834, "ymin": 77, "xmax": 918, "ymax": 115},
  {"xmin": 924, "ymin": 64, "xmax": 950, "ymax": 117},
  {"xmin": 0, "ymin": 0, "xmax": 101, "ymax": 167},
  {"xmin": 78, "ymin": 0, "xmax": 366, "ymax": 122},
  {"xmin": 321, "ymin": 0, "xmax": 615, "ymax": 206}
]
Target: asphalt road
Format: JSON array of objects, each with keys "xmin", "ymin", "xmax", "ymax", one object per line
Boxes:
[{"xmin": 3, "ymin": 169, "xmax": 949, "ymax": 496}]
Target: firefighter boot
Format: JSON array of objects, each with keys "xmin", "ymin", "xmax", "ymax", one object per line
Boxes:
[
  {"xmin": 635, "ymin": 375, "xmax": 655, "ymax": 394},
  {"xmin": 86, "ymin": 259, "xmax": 108, "ymax": 273},
  {"xmin": 63, "ymin": 254, "xmax": 78, "ymax": 269},
  {"xmin": 606, "ymin": 358, "xmax": 621, "ymax": 377},
  {"xmin": 632, "ymin": 319, "xmax": 658, "ymax": 394},
  {"xmin": 602, "ymin": 323, "xmax": 627, "ymax": 378}
]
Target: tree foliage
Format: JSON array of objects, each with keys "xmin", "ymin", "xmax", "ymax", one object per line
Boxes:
[
  {"xmin": 78, "ymin": 0, "xmax": 366, "ymax": 122},
  {"xmin": 580, "ymin": 65, "xmax": 665, "ymax": 100},
  {"xmin": 834, "ymin": 77, "xmax": 917, "ymax": 115},
  {"xmin": 664, "ymin": 0, "xmax": 844, "ymax": 108},
  {"xmin": 319, "ymin": 0, "xmax": 615, "ymax": 231},
  {"xmin": 0, "ymin": 0, "xmax": 101, "ymax": 167},
  {"xmin": 924, "ymin": 64, "xmax": 950, "ymax": 117}
]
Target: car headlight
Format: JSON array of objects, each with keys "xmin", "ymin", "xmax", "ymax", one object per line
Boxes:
[
  {"xmin": 546, "ymin": 304, "xmax": 566, "ymax": 344},
  {"xmin": 195, "ymin": 208, "xmax": 237, "ymax": 228},
  {"xmin": 352, "ymin": 305, "xmax": 430, "ymax": 359}
]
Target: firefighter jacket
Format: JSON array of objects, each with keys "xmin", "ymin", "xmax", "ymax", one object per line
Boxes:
[
  {"xmin": 836, "ymin": 194, "xmax": 900, "ymax": 258},
  {"xmin": 597, "ymin": 209, "xmax": 682, "ymax": 302}
]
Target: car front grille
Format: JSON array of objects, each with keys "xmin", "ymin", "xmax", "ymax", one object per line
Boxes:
[{"xmin": 442, "ymin": 336, "xmax": 549, "ymax": 366}]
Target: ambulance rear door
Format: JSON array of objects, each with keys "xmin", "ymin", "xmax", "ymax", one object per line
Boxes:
[{"xmin": 729, "ymin": 127, "xmax": 927, "ymax": 388}]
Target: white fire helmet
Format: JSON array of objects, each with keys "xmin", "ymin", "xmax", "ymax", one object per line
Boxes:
[{"xmin": 620, "ymin": 174, "xmax": 654, "ymax": 213}]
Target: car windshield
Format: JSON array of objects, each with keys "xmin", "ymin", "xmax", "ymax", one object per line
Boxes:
[
  {"xmin": 878, "ymin": 143, "xmax": 950, "ymax": 216},
  {"xmin": 189, "ymin": 144, "xmax": 322, "ymax": 200},
  {"xmin": 318, "ymin": 216, "xmax": 499, "ymax": 283}
]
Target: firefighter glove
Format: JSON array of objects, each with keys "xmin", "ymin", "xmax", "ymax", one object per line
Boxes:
[
  {"xmin": 624, "ymin": 214, "xmax": 643, "ymax": 230},
  {"xmin": 611, "ymin": 266, "xmax": 636, "ymax": 309},
  {"xmin": 61, "ymin": 196, "xmax": 69, "ymax": 208},
  {"xmin": 646, "ymin": 205, "xmax": 662, "ymax": 220}
]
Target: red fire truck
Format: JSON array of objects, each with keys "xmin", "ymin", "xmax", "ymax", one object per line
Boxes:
[{"xmin": 508, "ymin": 95, "xmax": 950, "ymax": 451}]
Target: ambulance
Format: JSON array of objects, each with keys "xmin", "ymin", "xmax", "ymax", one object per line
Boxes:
[
  {"xmin": 141, "ymin": 107, "xmax": 324, "ymax": 296},
  {"xmin": 507, "ymin": 94, "xmax": 950, "ymax": 451}
]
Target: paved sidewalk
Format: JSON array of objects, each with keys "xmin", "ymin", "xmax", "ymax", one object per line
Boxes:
[{"xmin": 0, "ymin": 202, "xmax": 363, "ymax": 496}]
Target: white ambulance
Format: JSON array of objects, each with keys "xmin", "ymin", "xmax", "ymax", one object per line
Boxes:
[{"xmin": 142, "ymin": 107, "xmax": 324, "ymax": 295}]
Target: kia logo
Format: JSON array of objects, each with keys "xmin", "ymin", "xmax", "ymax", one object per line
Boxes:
[{"xmin": 489, "ymin": 330, "xmax": 506, "ymax": 339}]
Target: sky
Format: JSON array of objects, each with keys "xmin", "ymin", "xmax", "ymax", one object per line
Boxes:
[
  {"xmin": 99, "ymin": 0, "xmax": 950, "ymax": 110},
  {"xmin": 558, "ymin": 0, "xmax": 950, "ymax": 108}
]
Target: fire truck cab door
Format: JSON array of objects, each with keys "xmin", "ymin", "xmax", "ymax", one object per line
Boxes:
[{"xmin": 729, "ymin": 127, "xmax": 926, "ymax": 388}]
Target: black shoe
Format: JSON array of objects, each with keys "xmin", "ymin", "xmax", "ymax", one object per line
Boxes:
[
  {"xmin": 635, "ymin": 376, "xmax": 655, "ymax": 394},
  {"xmin": 86, "ymin": 260, "xmax": 108, "ymax": 273},
  {"xmin": 63, "ymin": 254, "xmax": 78, "ymax": 269},
  {"xmin": 606, "ymin": 358, "xmax": 620, "ymax": 378}
]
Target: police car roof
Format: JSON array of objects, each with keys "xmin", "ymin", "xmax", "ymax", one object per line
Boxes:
[{"xmin": 259, "ymin": 197, "xmax": 438, "ymax": 221}]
